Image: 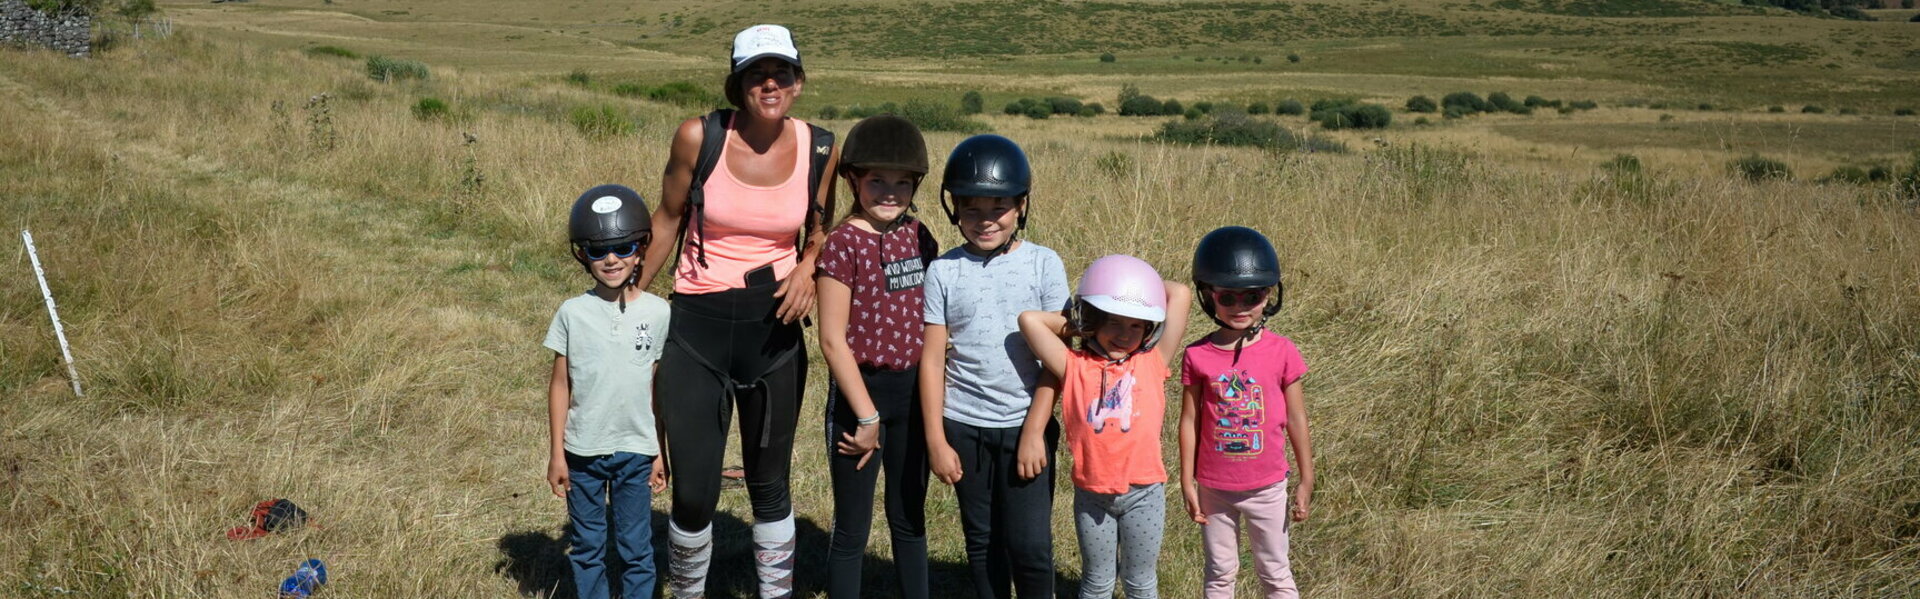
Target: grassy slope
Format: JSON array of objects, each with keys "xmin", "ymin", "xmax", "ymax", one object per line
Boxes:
[{"xmin": 2, "ymin": 3, "xmax": 1918, "ymax": 598}]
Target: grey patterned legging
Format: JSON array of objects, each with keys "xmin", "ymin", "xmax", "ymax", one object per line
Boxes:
[{"xmin": 1073, "ymin": 483, "xmax": 1166, "ymax": 599}]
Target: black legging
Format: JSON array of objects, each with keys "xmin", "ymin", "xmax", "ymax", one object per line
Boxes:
[
  {"xmin": 658, "ymin": 279, "xmax": 806, "ymax": 529},
  {"xmin": 825, "ymin": 366, "xmax": 929, "ymax": 599}
]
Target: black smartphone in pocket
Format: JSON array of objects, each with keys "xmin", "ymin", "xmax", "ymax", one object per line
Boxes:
[{"xmin": 745, "ymin": 264, "xmax": 776, "ymax": 287}]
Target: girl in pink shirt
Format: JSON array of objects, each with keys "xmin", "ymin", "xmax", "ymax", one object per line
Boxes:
[
  {"xmin": 1019, "ymin": 255, "xmax": 1192, "ymax": 599},
  {"xmin": 1179, "ymin": 226, "xmax": 1316, "ymax": 599}
]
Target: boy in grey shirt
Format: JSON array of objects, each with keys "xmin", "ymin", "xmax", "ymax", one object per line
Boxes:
[{"xmin": 544, "ymin": 185, "xmax": 669, "ymax": 599}]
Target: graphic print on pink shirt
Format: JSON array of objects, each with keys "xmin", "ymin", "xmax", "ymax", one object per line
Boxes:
[
  {"xmin": 1209, "ymin": 369, "xmax": 1266, "ymax": 457},
  {"xmin": 1088, "ymin": 371, "xmax": 1135, "ymax": 433}
]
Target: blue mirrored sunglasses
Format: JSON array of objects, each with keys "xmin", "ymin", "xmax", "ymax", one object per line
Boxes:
[{"xmin": 579, "ymin": 241, "xmax": 641, "ymax": 261}]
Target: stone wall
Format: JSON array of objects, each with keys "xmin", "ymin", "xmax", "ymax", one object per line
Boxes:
[{"xmin": 0, "ymin": 0, "xmax": 91, "ymax": 58}]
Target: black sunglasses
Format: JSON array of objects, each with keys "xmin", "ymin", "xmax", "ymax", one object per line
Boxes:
[{"xmin": 579, "ymin": 241, "xmax": 642, "ymax": 261}]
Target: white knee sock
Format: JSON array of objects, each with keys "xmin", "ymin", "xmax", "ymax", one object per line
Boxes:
[
  {"xmin": 667, "ymin": 521, "xmax": 712, "ymax": 599},
  {"xmin": 752, "ymin": 512, "xmax": 797, "ymax": 599}
]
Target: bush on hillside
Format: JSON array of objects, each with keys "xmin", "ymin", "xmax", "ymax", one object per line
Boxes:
[
  {"xmin": 1310, "ymin": 98, "xmax": 1354, "ymax": 113},
  {"xmin": 1569, "ymin": 100, "xmax": 1599, "ymax": 111},
  {"xmin": 412, "ymin": 97, "xmax": 450, "ymax": 121},
  {"xmin": 1524, "ymin": 95, "xmax": 1549, "ymax": 108},
  {"xmin": 961, "ymin": 90, "xmax": 984, "ymax": 115},
  {"xmin": 306, "ymin": 45, "xmax": 358, "ymax": 59},
  {"xmin": 817, "ymin": 105, "xmax": 841, "ymax": 120},
  {"xmin": 1821, "ymin": 166, "xmax": 1870, "ymax": 185},
  {"xmin": 1248, "ymin": 102, "xmax": 1271, "ymax": 115},
  {"xmin": 570, "ymin": 104, "xmax": 635, "ymax": 139},
  {"xmin": 366, "ymin": 55, "xmax": 429, "ymax": 82},
  {"xmin": 1406, "ymin": 95, "xmax": 1437, "ymax": 113},
  {"xmin": 1442, "ymin": 91, "xmax": 1490, "ymax": 114},
  {"xmin": 645, "ymin": 82, "xmax": 723, "ymax": 108},
  {"xmin": 1313, "ymin": 102, "xmax": 1392, "ymax": 130},
  {"xmin": 1276, "ymin": 99, "xmax": 1306, "ymax": 116},
  {"xmin": 1087, "ymin": 102, "xmax": 1106, "ymax": 115},
  {"xmin": 566, "ymin": 69, "xmax": 593, "ymax": 87},
  {"xmin": 1046, "ymin": 97, "xmax": 1084, "ymax": 116},
  {"xmin": 1287, "ymin": 53, "xmax": 1301, "ymax": 63},
  {"xmin": 1802, "ymin": 105, "xmax": 1826, "ymax": 114},
  {"xmin": 901, "ymin": 99, "xmax": 989, "ymax": 133},
  {"xmin": 1489, "ymin": 92, "xmax": 1529, "ymax": 114},
  {"xmin": 1119, "ymin": 95, "xmax": 1163, "ymax": 116},
  {"xmin": 1768, "ymin": 105, "xmax": 1786, "ymax": 113},
  {"xmin": 1730, "ymin": 154, "xmax": 1792, "ymax": 182},
  {"xmin": 1155, "ymin": 111, "xmax": 1345, "ymax": 152},
  {"xmin": 1160, "ymin": 99, "xmax": 1185, "ymax": 116},
  {"xmin": 1900, "ymin": 152, "xmax": 1920, "ymax": 201},
  {"xmin": 1193, "ymin": 101, "xmax": 1214, "ymax": 114},
  {"xmin": 1023, "ymin": 101, "xmax": 1052, "ymax": 120},
  {"xmin": 1100, "ymin": 52, "xmax": 1116, "ymax": 63},
  {"xmin": 1895, "ymin": 108, "xmax": 1915, "ymax": 116}
]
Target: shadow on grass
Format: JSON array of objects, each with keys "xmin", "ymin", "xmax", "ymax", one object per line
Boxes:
[{"xmin": 498, "ymin": 511, "xmax": 993, "ymax": 598}]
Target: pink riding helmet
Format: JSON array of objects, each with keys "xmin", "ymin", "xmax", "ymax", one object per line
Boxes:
[{"xmin": 1076, "ymin": 254, "xmax": 1168, "ymax": 323}]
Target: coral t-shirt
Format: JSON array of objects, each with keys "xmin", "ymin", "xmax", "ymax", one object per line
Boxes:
[
  {"xmin": 1059, "ymin": 347, "xmax": 1170, "ymax": 494},
  {"xmin": 1180, "ymin": 332, "xmax": 1307, "ymax": 492}
]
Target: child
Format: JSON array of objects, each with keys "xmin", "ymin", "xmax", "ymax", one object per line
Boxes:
[
  {"xmin": 1178, "ymin": 226, "xmax": 1316, "ymax": 599},
  {"xmin": 920, "ymin": 134, "xmax": 1070, "ymax": 599},
  {"xmin": 544, "ymin": 184, "xmax": 671, "ymax": 599},
  {"xmin": 815, "ymin": 114, "xmax": 938, "ymax": 599},
  {"xmin": 1019, "ymin": 255, "xmax": 1192, "ymax": 599}
]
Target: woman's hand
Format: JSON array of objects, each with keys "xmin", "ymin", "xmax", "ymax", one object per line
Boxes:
[
  {"xmin": 1182, "ymin": 482, "xmax": 1207, "ymax": 524},
  {"xmin": 650, "ymin": 455, "xmax": 669, "ymax": 494},
  {"xmin": 929, "ymin": 442, "xmax": 964, "ymax": 485},
  {"xmin": 836, "ymin": 423, "xmax": 882, "ymax": 470},
  {"xmin": 547, "ymin": 457, "xmax": 570, "ymax": 498},
  {"xmin": 773, "ymin": 267, "xmax": 817, "ymax": 323}
]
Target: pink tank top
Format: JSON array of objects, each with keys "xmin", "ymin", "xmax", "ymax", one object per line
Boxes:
[{"xmin": 674, "ymin": 117, "xmax": 811, "ymax": 295}]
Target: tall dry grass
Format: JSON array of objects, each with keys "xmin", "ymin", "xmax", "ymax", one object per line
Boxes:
[{"xmin": 2, "ymin": 34, "xmax": 1917, "ymax": 598}]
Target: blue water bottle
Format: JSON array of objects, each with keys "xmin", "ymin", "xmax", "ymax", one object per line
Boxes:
[{"xmin": 278, "ymin": 559, "xmax": 328, "ymax": 598}]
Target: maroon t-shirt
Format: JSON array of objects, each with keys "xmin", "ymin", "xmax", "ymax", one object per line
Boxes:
[{"xmin": 817, "ymin": 218, "xmax": 937, "ymax": 370}]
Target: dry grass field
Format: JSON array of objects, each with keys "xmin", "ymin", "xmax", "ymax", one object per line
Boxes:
[{"xmin": 3, "ymin": 1, "xmax": 1919, "ymax": 597}]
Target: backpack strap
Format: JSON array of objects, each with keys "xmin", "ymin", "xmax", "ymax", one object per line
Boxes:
[
  {"xmin": 672, "ymin": 108, "xmax": 732, "ymax": 273},
  {"xmin": 915, "ymin": 219, "xmax": 940, "ymax": 267},
  {"xmin": 801, "ymin": 122, "xmax": 835, "ymax": 253}
]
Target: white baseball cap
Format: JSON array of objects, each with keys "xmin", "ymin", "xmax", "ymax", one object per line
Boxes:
[{"xmin": 731, "ymin": 24, "xmax": 801, "ymax": 73}]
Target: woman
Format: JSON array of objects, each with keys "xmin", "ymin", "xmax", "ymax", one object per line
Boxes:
[{"xmin": 636, "ymin": 24, "xmax": 838, "ymax": 599}]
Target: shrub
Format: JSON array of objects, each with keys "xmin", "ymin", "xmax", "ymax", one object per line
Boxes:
[
  {"xmin": 1004, "ymin": 100, "xmax": 1030, "ymax": 116},
  {"xmin": 1488, "ymin": 92, "xmax": 1526, "ymax": 113},
  {"xmin": 1839, "ymin": 107, "xmax": 1858, "ymax": 115},
  {"xmin": 1119, "ymin": 95, "xmax": 1163, "ymax": 116},
  {"xmin": 817, "ymin": 105, "xmax": 840, "ymax": 120},
  {"xmin": 1443, "ymin": 106, "xmax": 1471, "ymax": 119},
  {"xmin": 1730, "ymin": 155, "xmax": 1792, "ymax": 182},
  {"xmin": 1906, "ymin": 0, "xmax": 1915, "ymax": 9},
  {"xmin": 411, "ymin": 97, "xmax": 450, "ymax": 120},
  {"xmin": 1568, "ymin": 100, "xmax": 1598, "ymax": 111},
  {"xmin": 1045, "ymin": 96, "xmax": 1084, "ymax": 116},
  {"xmin": 1023, "ymin": 101, "xmax": 1052, "ymax": 120},
  {"xmin": 645, "ymin": 82, "xmax": 722, "ymax": 109},
  {"xmin": 1867, "ymin": 165, "xmax": 1892, "ymax": 182},
  {"xmin": 1911, "ymin": 12, "xmax": 1920, "ymax": 22},
  {"xmin": 1659, "ymin": 113, "xmax": 1675, "ymax": 122},
  {"xmin": 1087, "ymin": 102, "xmax": 1106, "ymax": 115},
  {"xmin": 1099, "ymin": 52, "xmax": 1116, "ymax": 63},
  {"xmin": 366, "ymin": 55, "xmax": 429, "ymax": 82},
  {"xmin": 1442, "ymin": 92, "xmax": 1490, "ymax": 114},
  {"xmin": 1154, "ymin": 111, "xmax": 1345, "ymax": 152},
  {"xmin": 570, "ymin": 104, "xmax": 636, "ymax": 139},
  {"xmin": 961, "ymin": 90, "xmax": 984, "ymax": 115},
  {"xmin": 1407, "ymin": 96, "xmax": 1438, "ymax": 113},
  {"xmin": 1276, "ymin": 99, "xmax": 1305, "ymax": 116},
  {"xmin": 1313, "ymin": 103, "xmax": 1392, "ymax": 130},
  {"xmin": 1185, "ymin": 108, "xmax": 1204, "ymax": 120},
  {"xmin": 610, "ymin": 83, "xmax": 645, "ymax": 97},
  {"xmin": 1076, "ymin": 106, "xmax": 1096, "ymax": 117},
  {"xmin": 1895, "ymin": 108, "xmax": 1915, "ymax": 116},
  {"xmin": 565, "ymin": 69, "xmax": 593, "ymax": 87},
  {"xmin": 1095, "ymin": 150, "xmax": 1134, "ymax": 178},
  {"xmin": 1768, "ymin": 105, "xmax": 1786, "ymax": 113},
  {"xmin": 1118, "ymin": 83, "xmax": 1143, "ymax": 106},
  {"xmin": 306, "ymin": 45, "xmax": 358, "ymax": 59},
  {"xmin": 1160, "ymin": 99, "xmax": 1185, "ymax": 116},
  {"xmin": 1900, "ymin": 152, "xmax": 1920, "ymax": 201},
  {"xmin": 1604, "ymin": 154, "xmax": 1644, "ymax": 176},
  {"xmin": 1287, "ymin": 53, "xmax": 1301, "ymax": 63},
  {"xmin": 1248, "ymin": 102, "xmax": 1271, "ymax": 115},
  {"xmin": 1523, "ymin": 95, "xmax": 1549, "ymax": 108},
  {"xmin": 900, "ymin": 99, "xmax": 989, "ymax": 133},
  {"xmin": 1310, "ymin": 97, "xmax": 1354, "ymax": 112},
  {"xmin": 1194, "ymin": 101, "xmax": 1215, "ymax": 114},
  {"xmin": 1822, "ymin": 166, "xmax": 1870, "ymax": 185},
  {"xmin": 1414, "ymin": 116, "xmax": 1430, "ymax": 126},
  {"xmin": 1802, "ymin": 105, "xmax": 1826, "ymax": 114}
]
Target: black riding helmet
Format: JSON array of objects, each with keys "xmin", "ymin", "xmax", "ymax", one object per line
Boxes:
[
  {"xmin": 1192, "ymin": 226, "xmax": 1284, "ymax": 328},
  {"xmin": 570, "ymin": 184, "xmax": 652, "ymax": 248},
  {"xmin": 939, "ymin": 134, "xmax": 1031, "ymax": 228}
]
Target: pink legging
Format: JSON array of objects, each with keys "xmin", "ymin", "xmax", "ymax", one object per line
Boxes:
[{"xmin": 1199, "ymin": 480, "xmax": 1297, "ymax": 599}]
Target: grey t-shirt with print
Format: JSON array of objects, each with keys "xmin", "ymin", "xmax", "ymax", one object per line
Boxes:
[
  {"xmin": 923, "ymin": 241, "xmax": 1072, "ymax": 428},
  {"xmin": 543, "ymin": 291, "xmax": 670, "ymax": 457}
]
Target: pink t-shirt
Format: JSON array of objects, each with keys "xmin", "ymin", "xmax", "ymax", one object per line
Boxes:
[
  {"xmin": 1180, "ymin": 331, "xmax": 1307, "ymax": 492},
  {"xmin": 1060, "ymin": 348, "xmax": 1170, "ymax": 494},
  {"xmin": 674, "ymin": 117, "xmax": 811, "ymax": 295},
  {"xmin": 815, "ymin": 219, "xmax": 935, "ymax": 370}
]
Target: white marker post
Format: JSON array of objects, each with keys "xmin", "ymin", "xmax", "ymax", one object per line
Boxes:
[{"xmin": 22, "ymin": 229, "xmax": 83, "ymax": 397}]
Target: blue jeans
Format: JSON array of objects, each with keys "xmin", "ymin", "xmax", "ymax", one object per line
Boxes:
[{"xmin": 566, "ymin": 451, "xmax": 656, "ymax": 599}]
